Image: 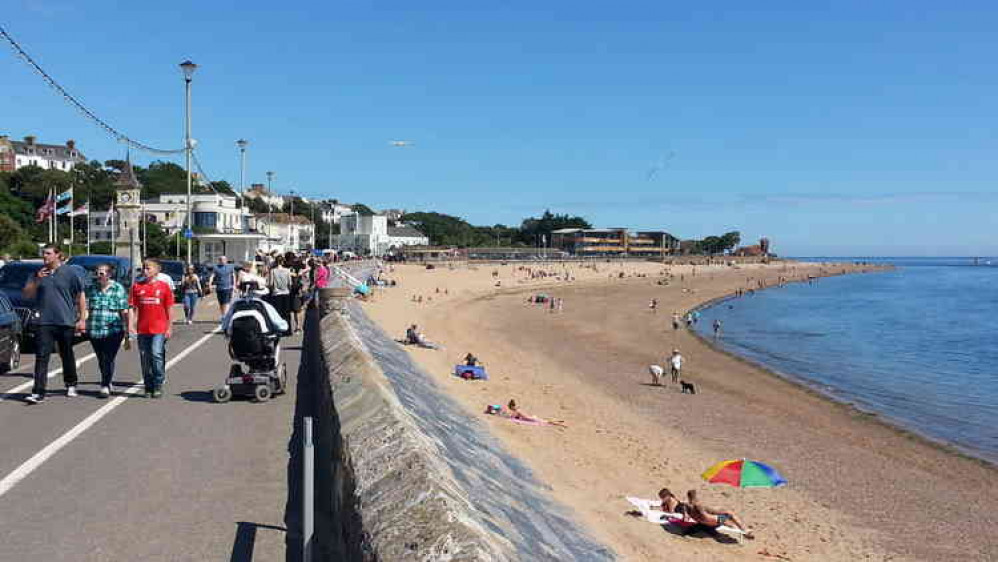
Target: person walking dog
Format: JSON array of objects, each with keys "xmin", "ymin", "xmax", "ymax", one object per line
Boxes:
[
  {"xmin": 130, "ymin": 259, "xmax": 174, "ymax": 398},
  {"xmin": 86, "ymin": 263, "xmax": 130, "ymax": 397},
  {"xmin": 23, "ymin": 244, "xmax": 87, "ymax": 404}
]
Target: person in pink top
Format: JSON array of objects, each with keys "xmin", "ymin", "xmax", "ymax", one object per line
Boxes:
[{"xmin": 314, "ymin": 258, "xmax": 330, "ymax": 289}]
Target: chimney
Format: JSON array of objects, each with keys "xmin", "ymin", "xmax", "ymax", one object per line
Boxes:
[
  {"xmin": 66, "ymin": 140, "xmax": 75, "ymax": 150},
  {"xmin": 24, "ymin": 135, "xmax": 36, "ymax": 146}
]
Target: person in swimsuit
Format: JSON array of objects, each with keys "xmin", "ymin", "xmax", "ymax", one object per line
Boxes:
[
  {"xmin": 685, "ymin": 490, "xmax": 754, "ymax": 538},
  {"xmin": 657, "ymin": 488, "xmax": 688, "ymax": 515}
]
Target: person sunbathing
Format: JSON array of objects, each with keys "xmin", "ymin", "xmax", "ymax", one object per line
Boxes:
[
  {"xmin": 507, "ymin": 399, "xmax": 567, "ymax": 427},
  {"xmin": 685, "ymin": 490, "xmax": 754, "ymax": 538},
  {"xmin": 657, "ymin": 488, "xmax": 688, "ymax": 515},
  {"xmin": 464, "ymin": 352, "xmax": 480, "ymax": 366}
]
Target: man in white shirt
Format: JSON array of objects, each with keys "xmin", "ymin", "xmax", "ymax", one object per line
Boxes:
[{"xmin": 670, "ymin": 349, "xmax": 683, "ymax": 384}]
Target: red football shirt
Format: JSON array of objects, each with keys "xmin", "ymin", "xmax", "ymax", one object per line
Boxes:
[{"xmin": 129, "ymin": 279, "xmax": 174, "ymax": 335}]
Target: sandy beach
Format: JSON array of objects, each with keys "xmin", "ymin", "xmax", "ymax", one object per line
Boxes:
[{"xmin": 361, "ymin": 259, "xmax": 997, "ymax": 561}]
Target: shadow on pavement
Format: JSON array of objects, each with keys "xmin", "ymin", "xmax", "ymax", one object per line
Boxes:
[
  {"xmin": 179, "ymin": 390, "xmax": 215, "ymax": 403},
  {"xmin": 230, "ymin": 521, "xmax": 286, "ymax": 562}
]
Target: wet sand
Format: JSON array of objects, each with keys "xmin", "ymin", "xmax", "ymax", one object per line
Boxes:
[{"xmin": 362, "ymin": 259, "xmax": 997, "ymax": 561}]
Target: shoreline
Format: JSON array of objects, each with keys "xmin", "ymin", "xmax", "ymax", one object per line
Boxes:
[
  {"xmin": 360, "ymin": 259, "xmax": 997, "ymax": 561},
  {"xmin": 684, "ymin": 273, "xmax": 998, "ymax": 470}
]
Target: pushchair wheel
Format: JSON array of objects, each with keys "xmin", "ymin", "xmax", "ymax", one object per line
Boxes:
[
  {"xmin": 254, "ymin": 385, "xmax": 271, "ymax": 402},
  {"xmin": 213, "ymin": 387, "xmax": 232, "ymax": 403}
]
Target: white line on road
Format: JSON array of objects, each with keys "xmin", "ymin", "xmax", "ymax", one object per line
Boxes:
[
  {"xmin": 0, "ymin": 327, "xmax": 221, "ymax": 499},
  {"xmin": 0, "ymin": 352, "xmax": 97, "ymax": 401}
]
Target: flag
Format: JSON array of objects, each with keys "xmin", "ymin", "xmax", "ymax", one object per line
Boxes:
[
  {"xmin": 35, "ymin": 196, "xmax": 55, "ymax": 223},
  {"xmin": 55, "ymin": 205, "xmax": 72, "ymax": 216},
  {"xmin": 103, "ymin": 202, "xmax": 114, "ymax": 226},
  {"xmin": 71, "ymin": 202, "xmax": 89, "ymax": 217},
  {"xmin": 56, "ymin": 189, "xmax": 72, "ymax": 203}
]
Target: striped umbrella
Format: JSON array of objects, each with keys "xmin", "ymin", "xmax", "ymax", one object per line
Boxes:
[{"xmin": 701, "ymin": 459, "xmax": 787, "ymax": 488}]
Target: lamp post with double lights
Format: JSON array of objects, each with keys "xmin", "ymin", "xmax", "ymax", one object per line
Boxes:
[{"xmin": 180, "ymin": 59, "xmax": 197, "ymax": 266}]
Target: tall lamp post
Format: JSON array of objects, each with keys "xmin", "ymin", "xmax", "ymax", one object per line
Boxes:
[
  {"xmin": 236, "ymin": 139, "xmax": 248, "ymax": 232},
  {"xmin": 266, "ymin": 170, "xmax": 275, "ymax": 250},
  {"xmin": 289, "ymin": 189, "xmax": 296, "ymax": 252},
  {"xmin": 180, "ymin": 59, "xmax": 198, "ymax": 266}
]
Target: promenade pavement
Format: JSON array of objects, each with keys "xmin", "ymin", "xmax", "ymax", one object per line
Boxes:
[{"xmin": 0, "ymin": 299, "xmax": 298, "ymax": 561}]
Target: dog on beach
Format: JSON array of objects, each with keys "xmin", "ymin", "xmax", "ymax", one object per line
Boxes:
[
  {"xmin": 649, "ymin": 365, "xmax": 664, "ymax": 386},
  {"xmin": 680, "ymin": 380, "xmax": 698, "ymax": 395}
]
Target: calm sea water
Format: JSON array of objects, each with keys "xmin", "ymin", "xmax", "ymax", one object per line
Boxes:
[{"xmin": 694, "ymin": 257, "xmax": 998, "ymax": 464}]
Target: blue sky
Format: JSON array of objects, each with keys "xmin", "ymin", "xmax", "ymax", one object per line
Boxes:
[{"xmin": 3, "ymin": 1, "xmax": 996, "ymax": 255}]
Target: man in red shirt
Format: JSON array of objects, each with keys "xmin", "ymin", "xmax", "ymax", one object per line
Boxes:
[{"xmin": 129, "ymin": 259, "xmax": 174, "ymax": 398}]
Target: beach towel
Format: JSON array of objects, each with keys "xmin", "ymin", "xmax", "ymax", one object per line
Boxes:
[
  {"xmin": 625, "ymin": 497, "xmax": 748, "ymax": 536},
  {"xmin": 454, "ymin": 365, "xmax": 488, "ymax": 380}
]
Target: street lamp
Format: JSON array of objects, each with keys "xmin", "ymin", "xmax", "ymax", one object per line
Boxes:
[
  {"xmin": 266, "ymin": 170, "xmax": 274, "ymax": 250},
  {"xmin": 180, "ymin": 59, "xmax": 198, "ymax": 266},
  {"xmin": 289, "ymin": 189, "xmax": 296, "ymax": 252},
  {"xmin": 236, "ymin": 139, "xmax": 248, "ymax": 232}
]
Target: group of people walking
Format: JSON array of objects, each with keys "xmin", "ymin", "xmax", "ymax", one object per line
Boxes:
[{"xmin": 21, "ymin": 245, "xmax": 333, "ymax": 405}]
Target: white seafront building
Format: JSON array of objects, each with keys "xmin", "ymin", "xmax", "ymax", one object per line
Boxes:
[{"xmin": 333, "ymin": 213, "xmax": 427, "ymax": 256}]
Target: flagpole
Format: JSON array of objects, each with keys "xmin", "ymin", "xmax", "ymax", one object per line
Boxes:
[
  {"xmin": 87, "ymin": 204, "xmax": 91, "ymax": 255},
  {"xmin": 69, "ymin": 182, "xmax": 74, "ymax": 255},
  {"xmin": 49, "ymin": 187, "xmax": 54, "ymax": 244}
]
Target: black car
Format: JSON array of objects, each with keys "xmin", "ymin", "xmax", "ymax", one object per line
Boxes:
[
  {"xmin": 65, "ymin": 255, "xmax": 133, "ymax": 291},
  {"xmin": 0, "ymin": 293, "xmax": 23, "ymax": 373},
  {"xmin": 158, "ymin": 259, "xmax": 186, "ymax": 299},
  {"xmin": 0, "ymin": 261, "xmax": 44, "ymax": 348}
]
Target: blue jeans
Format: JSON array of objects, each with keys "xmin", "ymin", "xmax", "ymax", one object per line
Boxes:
[
  {"xmin": 182, "ymin": 292, "xmax": 199, "ymax": 322},
  {"xmin": 137, "ymin": 334, "xmax": 167, "ymax": 391}
]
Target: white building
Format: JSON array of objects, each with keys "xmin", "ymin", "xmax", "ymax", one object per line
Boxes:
[
  {"xmin": 334, "ymin": 213, "xmax": 427, "ymax": 256},
  {"xmin": 1, "ymin": 135, "xmax": 86, "ymax": 172},
  {"xmin": 257, "ymin": 213, "xmax": 315, "ymax": 254},
  {"xmin": 90, "ymin": 192, "xmax": 265, "ymax": 263},
  {"xmin": 387, "ymin": 225, "xmax": 429, "ymax": 249},
  {"xmin": 318, "ymin": 201, "xmax": 354, "ymax": 225}
]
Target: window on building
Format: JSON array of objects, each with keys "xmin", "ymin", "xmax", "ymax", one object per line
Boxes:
[{"xmin": 193, "ymin": 212, "xmax": 217, "ymax": 229}]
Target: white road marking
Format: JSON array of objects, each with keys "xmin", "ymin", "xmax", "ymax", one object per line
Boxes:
[
  {"xmin": 0, "ymin": 352, "xmax": 97, "ymax": 401},
  {"xmin": 0, "ymin": 327, "xmax": 221, "ymax": 499}
]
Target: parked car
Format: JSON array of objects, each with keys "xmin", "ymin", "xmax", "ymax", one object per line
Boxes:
[
  {"xmin": 158, "ymin": 259, "xmax": 186, "ymax": 299},
  {"xmin": 65, "ymin": 255, "xmax": 133, "ymax": 292},
  {"xmin": 0, "ymin": 260, "xmax": 44, "ymax": 349},
  {"xmin": 0, "ymin": 293, "xmax": 23, "ymax": 373}
]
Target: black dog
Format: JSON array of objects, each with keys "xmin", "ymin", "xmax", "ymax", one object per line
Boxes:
[{"xmin": 680, "ymin": 380, "xmax": 698, "ymax": 395}]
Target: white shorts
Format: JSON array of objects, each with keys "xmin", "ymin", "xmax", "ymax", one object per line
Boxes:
[{"xmin": 649, "ymin": 365, "xmax": 664, "ymax": 377}]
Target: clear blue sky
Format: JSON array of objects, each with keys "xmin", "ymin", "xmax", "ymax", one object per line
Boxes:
[{"xmin": 3, "ymin": 1, "xmax": 996, "ymax": 256}]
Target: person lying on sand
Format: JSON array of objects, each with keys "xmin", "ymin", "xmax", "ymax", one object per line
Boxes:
[
  {"xmin": 685, "ymin": 490, "xmax": 754, "ymax": 538},
  {"xmin": 658, "ymin": 488, "xmax": 689, "ymax": 515},
  {"xmin": 506, "ymin": 399, "xmax": 568, "ymax": 428}
]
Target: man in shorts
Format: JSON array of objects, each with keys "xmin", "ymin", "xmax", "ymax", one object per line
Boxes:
[{"xmin": 209, "ymin": 255, "xmax": 236, "ymax": 319}]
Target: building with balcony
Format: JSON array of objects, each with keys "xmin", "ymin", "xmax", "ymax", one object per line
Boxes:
[
  {"xmin": 257, "ymin": 213, "xmax": 315, "ymax": 254},
  {"xmin": 334, "ymin": 213, "xmax": 393, "ymax": 256},
  {"xmin": 551, "ymin": 228, "xmax": 679, "ymax": 258}
]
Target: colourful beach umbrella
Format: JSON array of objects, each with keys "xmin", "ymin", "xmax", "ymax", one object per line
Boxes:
[{"xmin": 701, "ymin": 459, "xmax": 787, "ymax": 488}]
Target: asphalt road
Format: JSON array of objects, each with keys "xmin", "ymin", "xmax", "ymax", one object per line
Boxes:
[{"xmin": 0, "ymin": 303, "xmax": 298, "ymax": 561}]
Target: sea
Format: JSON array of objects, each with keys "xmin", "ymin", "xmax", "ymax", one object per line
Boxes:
[{"xmin": 693, "ymin": 257, "xmax": 998, "ymax": 465}]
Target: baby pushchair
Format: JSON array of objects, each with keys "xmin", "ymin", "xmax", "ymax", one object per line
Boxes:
[{"xmin": 213, "ymin": 283, "xmax": 290, "ymax": 403}]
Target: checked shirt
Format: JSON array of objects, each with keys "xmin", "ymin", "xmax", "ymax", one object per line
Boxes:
[{"xmin": 86, "ymin": 281, "xmax": 128, "ymax": 339}]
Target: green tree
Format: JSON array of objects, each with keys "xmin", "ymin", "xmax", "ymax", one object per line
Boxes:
[
  {"xmin": 0, "ymin": 215, "xmax": 25, "ymax": 248},
  {"xmin": 720, "ymin": 231, "xmax": 741, "ymax": 253},
  {"xmin": 141, "ymin": 222, "xmax": 172, "ymax": 258},
  {"xmin": 351, "ymin": 203, "xmax": 376, "ymax": 216},
  {"xmin": 518, "ymin": 209, "xmax": 592, "ymax": 245}
]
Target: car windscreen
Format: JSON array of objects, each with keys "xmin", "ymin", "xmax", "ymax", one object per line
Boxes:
[
  {"xmin": 160, "ymin": 261, "xmax": 185, "ymax": 279},
  {"xmin": 0, "ymin": 264, "xmax": 43, "ymax": 289}
]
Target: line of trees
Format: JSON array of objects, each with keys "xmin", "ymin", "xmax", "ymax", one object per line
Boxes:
[{"xmin": 399, "ymin": 209, "xmax": 592, "ymax": 247}]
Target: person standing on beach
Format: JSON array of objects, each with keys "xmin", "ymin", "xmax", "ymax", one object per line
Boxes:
[
  {"xmin": 23, "ymin": 244, "xmax": 87, "ymax": 404},
  {"xmin": 649, "ymin": 298, "xmax": 658, "ymax": 313},
  {"xmin": 86, "ymin": 263, "xmax": 130, "ymax": 398},
  {"xmin": 669, "ymin": 349, "xmax": 683, "ymax": 384},
  {"xmin": 672, "ymin": 311, "xmax": 681, "ymax": 330},
  {"xmin": 130, "ymin": 259, "xmax": 174, "ymax": 398}
]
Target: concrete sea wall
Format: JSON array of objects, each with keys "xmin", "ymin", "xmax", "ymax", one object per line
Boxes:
[{"xmin": 294, "ymin": 289, "xmax": 615, "ymax": 561}]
